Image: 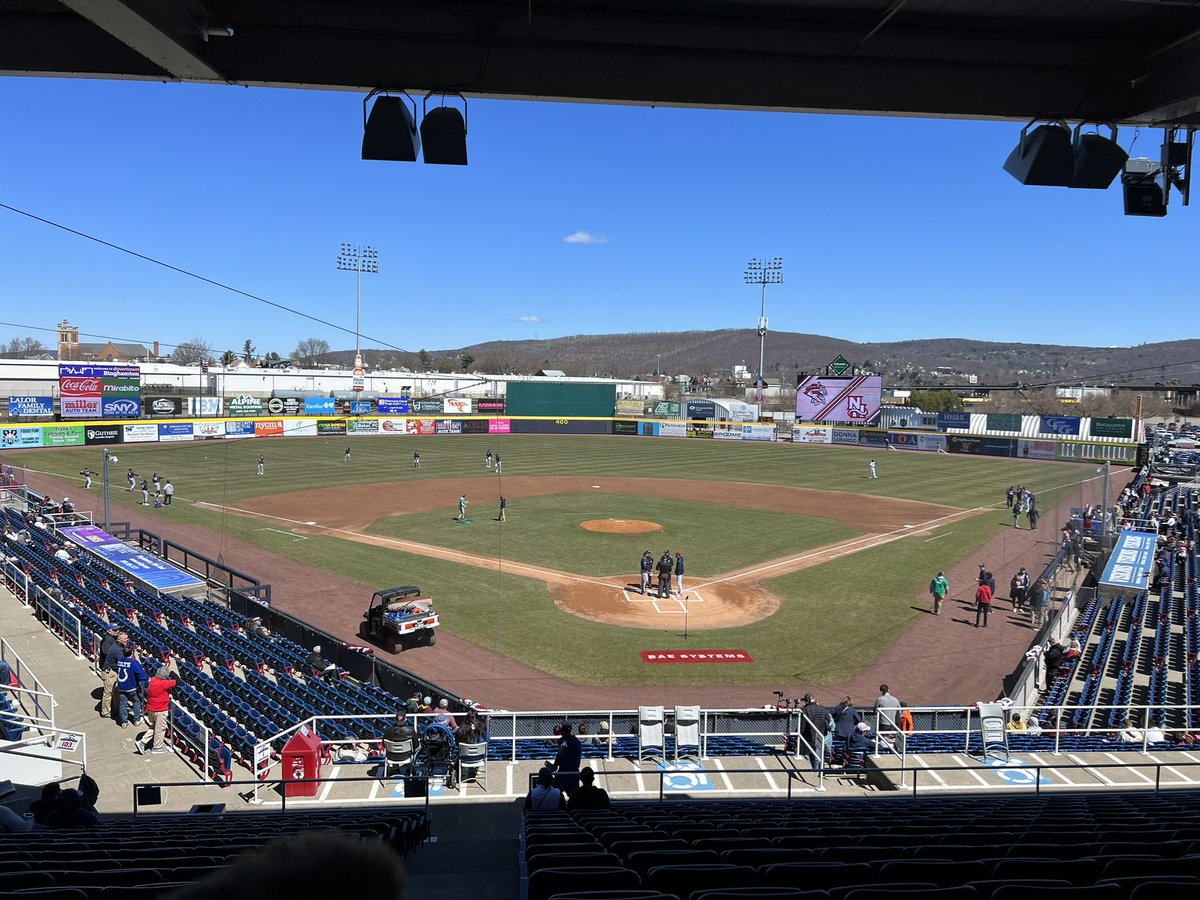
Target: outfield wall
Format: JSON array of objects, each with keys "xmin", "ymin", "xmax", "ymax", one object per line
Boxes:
[{"xmin": 0, "ymin": 415, "xmax": 1137, "ymax": 464}]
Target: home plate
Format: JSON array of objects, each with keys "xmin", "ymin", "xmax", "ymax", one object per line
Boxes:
[
  {"xmin": 904, "ymin": 524, "xmax": 915, "ymax": 529},
  {"xmin": 592, "ymin": 485, "xmax": 600, "ymax": 489}
]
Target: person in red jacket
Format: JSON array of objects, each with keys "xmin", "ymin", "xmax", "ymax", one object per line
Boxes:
[
  {"xmin": 137, "ymin": 665, "xmax": 178, "ymax": 755},
  {"xmin": 974, "ymin": 580, "xmax": 993, "ymax": 628}
]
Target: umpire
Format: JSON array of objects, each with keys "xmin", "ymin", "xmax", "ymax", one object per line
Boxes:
[{"xmin": 656, "ymin": 550, "xmax": 674, "ymax": 598}]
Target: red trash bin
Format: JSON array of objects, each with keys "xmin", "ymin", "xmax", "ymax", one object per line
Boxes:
[{"xmin": 281, "ymin": 726, "xmax": 323, "ymax": 797}]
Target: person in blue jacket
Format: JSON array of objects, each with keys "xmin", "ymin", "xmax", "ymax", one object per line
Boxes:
[
  {"xmin": 116, "ymin": 646, "xmax": 149, "ymax": 728},
  {"xmin": 674, "ymin": 551, "xmax": 685, "ymax": 595}
]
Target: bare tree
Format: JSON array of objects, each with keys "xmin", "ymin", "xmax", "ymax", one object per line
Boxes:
[
  {"xmin": 294, "ymin": 337, "xmax": 331, "ymax": 367},
  {"xmin": 1, "ymin": 336, "xmax": 47, "ymax": 358},
  {"xmin": 170, "ymin": 338, "xmax": 211, "ymax": 366}
]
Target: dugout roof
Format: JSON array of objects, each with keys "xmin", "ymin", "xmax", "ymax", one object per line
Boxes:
[{"xmin": 3, "ymin": 1, "xmax": 1200, "ymax": 125}]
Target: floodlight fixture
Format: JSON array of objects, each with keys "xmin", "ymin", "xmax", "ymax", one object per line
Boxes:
[
  {"xmin": 744, "ymin": 257, "xmax": 784, "ymax": 421},
  {"xmin": 362, "ymin": 90, "xmax": 420, "ymax": 162},
  {"xmin": 421, "ymin": 93, "xmax": 468, "ymax": 166},
  {"xmin": 337, "ymin": 243, "xmax": 380, "ymax": 361}
]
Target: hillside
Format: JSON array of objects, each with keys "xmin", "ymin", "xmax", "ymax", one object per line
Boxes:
[{"xmin": 330, "ymin": 331, "xmax": 1200, "ymax": 386}]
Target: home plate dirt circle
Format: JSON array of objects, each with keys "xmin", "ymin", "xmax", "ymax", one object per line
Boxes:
[
  {"xmin": 551, "ymin": 580, "xmax": 781, "ymax": 630},
  {"xmin": 580, "ymin": 518, "xmax": 663, "ymax": 534}
]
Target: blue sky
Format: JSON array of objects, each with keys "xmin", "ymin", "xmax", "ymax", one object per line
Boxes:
[{"xmin": 0, "ymin": 76, "xmax": 1195, "ymax": 357}]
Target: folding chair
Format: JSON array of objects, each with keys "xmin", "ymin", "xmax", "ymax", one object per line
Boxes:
[
  {"xmin": 457, "ymin": 741, "xmax": 488, "ymax": 790},
  {"xmin": 382, "ymin": 737, "xmax": 414, "ymax": 779},
  {"xmin": 638, "ymin": 706, "xmax": 664, "ymax": 760},
  {"xmin": 673, "ymin": 705, "xmax": 700, "ymax": 759}
]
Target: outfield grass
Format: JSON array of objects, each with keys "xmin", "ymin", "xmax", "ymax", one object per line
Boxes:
[
  {"xmin": 11, "ymin": 434, "xmax": 1103, "ymax": 685},
  {"xmin": 366, "ymin": 492, "xmax": 860, "ymax": 577}
]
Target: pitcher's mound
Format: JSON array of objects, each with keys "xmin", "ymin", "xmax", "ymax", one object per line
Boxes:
[{"xmin": 581, "ymin": 518, "xmax": 662, "ymax": 534}]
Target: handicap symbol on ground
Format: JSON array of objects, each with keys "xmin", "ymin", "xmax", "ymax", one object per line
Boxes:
[
  {"xmin": 655, "ymin": 759, "xmax": 713, "ymax": 792},
  {"xmin": 984, "ymin": 756, "xmax": 1052, "ymax": 786}
]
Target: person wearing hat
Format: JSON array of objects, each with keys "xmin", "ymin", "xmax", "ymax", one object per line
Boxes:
[
  {"xmin": 382, "ymin": 710, "xmax": 416, "ymax": 761},
  {"xmin": 674, "ymin": 551, "xmax": 685, "ymax": 595},
  {"xmin": 929, "ymin": 570, "xmax": 949, "ymax": 616},
  {"xmin": 436, "ymin": 698, "xmax": 457, "ymax": 730},
  {"xmin": 639, "ymin": 550, "xmax": 653, "ymax": 595},
  {"xmin": 848, "ymin": 720, "xmax": 874, "ymax": 757},
  {"xmin": 656, "ymin": 550, "xmax": 674, "ymax": 599},
  {"xmin": 524, "ymin": 765, "xmax": 564, "ymax": 812},
  {"xmin": 799, "ymin": 693, "xmax": 832, "ymax": 772},
  {"xmin": 419, "ymin": 696, "xmax": 433, "ymax": 713}
]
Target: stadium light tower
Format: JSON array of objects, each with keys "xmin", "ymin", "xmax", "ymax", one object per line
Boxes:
[
  {"xmin": 744, "ymin": 257, "xmax": 783, "ymax": 419},
  {"xmin": 336, "ymin": 243, "xmax": 379, "ymax": 392}
]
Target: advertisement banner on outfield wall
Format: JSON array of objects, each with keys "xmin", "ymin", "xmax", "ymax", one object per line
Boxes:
[
  {"xmin": 84, "ymin": 425, "xmax": 122, "ymax": 446},
  {"xmin": 461, "ymin": 419, "xmax": 488, "ymax": 434},
  {"xmin": 1018, "ymin": 439, "xmax": 1057, "ymax": 460},
  {"xmin": 981, "ymin": 437, "xmax": 1016, "ymax": 457},
  {"xmin": 488, "ymin": 418, "xmax": 511, "ymax": 434},
  {"xmin": 225, "ymin": 420, "xmax": 255, "ymax": 438},
  {"xmin": 290, "ymin": 419, "xmax": 318, "ymax": 437},
  {"xmin": 657, "ymin": 422, "xmax": 688, "ymax": 438},
  {"xmin": 145, "ymin": 397, "xmax": 182, "ymax": 416},
  {"xmin": 61, "ymin": 397, "xmax": 102, "ymax": 418},
  {"xmin": 741, "ymin": 424, "xmax": 775, "ymax": 442},
  {"xmin": 435, "ymin": 420, "xmax": 463, "ymax": 434},
  {"xmin": 948, "ymin": 436, "xmax": 983, "ymax": 454},
  {"xmin": 792, "ymin": 427, "xmax": 832, "ymax": 444},
  {"xmin": 985, "ymin": 413, "xmax": 1022, "ymax": 432},
  {"xmin": 378, "ymin": 397, "xmax": 410, "ymax": 415},
  {"xmin": 612, "ymin": 420, "xmax": 639, "ymax": 436},
  {"xmin": 712, "ymin": 429, "xmax": 741, "ymax": 440},
  {"xmin": 305, "ymin": 397, "xmax": 336, "ymax": 415},
  {"xmin": 615, "ymin": 399, "xmax": 643, "ymax": 417},
  {"xmin": 1, "ymin": 427, "xmax": 44, "ymax": 448},
  {"xmin": 918, "ymin": 434, "xmax": 947, "ymax": 452},
  {"xmin": 377, "ymin": 419, "xmax": 405, "ymax": 435},
  {"xmin": 476, "ymin": 399, "xmax": 505, "ymax": 412},
  {"xmin": 194, "ymin": 421, "xmax": 224, "ymax": 440},
  {"xmin": 651, "ymin": 401, "xmax": 682, "ymax": 418},
  {"xmin": 9, "ymin": 397, "xmax": 53, "ymax": 416},
  {"xmin": 348, "ymin": 419, "xmax": 379, "ymax": 434},
  {"xmin": 860, "ymin": 428, "xmax": 888, "ymax": 448},
  {"xmin": 686, "ymin": 400, "xmax": 716, "ymax": 419},
  {"xmin": 316, "ymin": 419, "xmax": 346, "ymax": 436},
  {"xmin": 412, "ymin": 399, "xmax": 443, "ymax": 414},
  {"xmin": 158, "ymin": 422, "xmax": 194, "ymax": 442},
  {"xmin": 687, "ymin": 428, "xmax": 713, "ymax": 439},
  {"xmin": 42, "ymin": 425, "xmax": 85, "ymax": 447},
  {"xmin": 937, "ymin": 411, "xmax": 970, "ymax": 430},
  {"xmin": 1091, "ymin": 418, "xmax": 1133, "ymax": 439},
  {"xmin": 187, "ymin": 397, "xmax": 222, "ymax": 417},
  {"xmin": 443, "ymin": 398, "xmax": 471, "ymax": 416},
  {"xmin": 888, "ymin": 432, "xmax": 922, "ymax": 449},
  {"xmin": 122, "ymin": 423, "xmax": 158, "ymax": 444},
  {"xmin": 831, "ymin": 429, "xmax": 860, "ymax": 445},
  {"xmin": 228, "ymin": 396, "xmax": 263, "ymax": 416},
  {"xmin": 255, "ymin": 420, "xmax": 285, "ymax": 437},
  {"xmin": 101, "ymin": 397, "xmax": 141, "ymax": 418},
  {"xmin": 409, "ymin": 419, "xmax": 436, "ymax": 435},
  {"xmin": 1040, "ymin": 415, "xmax": 1081, "ymax": 436}
]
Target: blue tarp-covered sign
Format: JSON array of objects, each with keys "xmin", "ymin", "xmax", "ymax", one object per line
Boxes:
[
  {"xmin": 1099, "ymin": 530, "xmax": 1156, "ymax": 591},
  {"xmin": 60, "ymin": 525, "xmax": 205, "ymax": 593}
]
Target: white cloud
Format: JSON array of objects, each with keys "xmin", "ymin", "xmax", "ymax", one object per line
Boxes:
[
  {"xmin": 518, "ymin": 315, "xmax": 544, "ymax": 324},
  {"xmin": 563, "ymin": 230, "xmax": 609, "ymax": 244}
]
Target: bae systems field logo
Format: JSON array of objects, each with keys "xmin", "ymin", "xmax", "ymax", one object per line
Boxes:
[
  {"xmin": 102, "ymin": 399, "xmax": 140, "ymax": 416},
  {"xmin": 802, "ymin": 381, "xmax": 828, "ymax": 405}
]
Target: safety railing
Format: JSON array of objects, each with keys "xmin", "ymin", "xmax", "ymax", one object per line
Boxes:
[
  {"xmin": 0, "ymin": 634, "xmax": 55, "ymax": 727},
  {"xmin": 0, "ymin": 724, "xmax": 88, "ymax": 777},
  {"xmin": 132, "ymin": 774, "xmax": 433, "ymax": 815}
]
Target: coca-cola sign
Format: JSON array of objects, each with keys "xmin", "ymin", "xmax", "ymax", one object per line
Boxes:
[{"xmin": 60, "ymin": 378, "xmax": 101, "ymax": 395}]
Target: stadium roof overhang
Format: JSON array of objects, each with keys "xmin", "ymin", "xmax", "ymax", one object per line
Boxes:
[{"xmin": 3, "ymin": 1, "xmax": 1200, "ymax": 126}]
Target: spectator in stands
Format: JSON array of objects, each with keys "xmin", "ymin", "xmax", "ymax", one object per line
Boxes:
[
  {"xmin": 551, "ymin": 720, "xmax": 583, "ymax": 796},
  {"xmin": 873, "ymin": 684, "xmax": 901, "ymax": 733},
  {"xmin": 1007, "ymin": 713, "xmax": 1027, "ymax": 731},
  {"xmin": 567, "ymin": 766, "xmax": 611, "ymax": 811},
  {"xmin": 306, "ymin": 646, "xmax": 336, "ymax": 681},
  {"xmin": 847, "ymin": 721, "xmax": 874, "ymax": 757},
  {"xmin": 1031, "ymin": 579, "xmax": 1050, "ymax": 627},
  {"xmin": 169, "ymin": 831, "xmax": 406, "ymax": 900},
  {"xmin": 524, "ymin": 766, "xmax": 565, "ymax": 812},
  {"xmin": 595, "ymin": 720, "xmax": 614, "ymax": 749},
  {"xmin": 99, "ymin": 629, "xmax": 125, "ymax": 720},
  {"xmin": 27, "ymin": 782, "xmax": 60, "ymax": 824},
  {"xmin": 1043, "ymin": 640, "xmax": 1065, "ymax": 678},
  {"xmin": 436, "ymin": 698, "xmax": 457, "ymax": 730},
  {"xmin": 44, "ymin": 788, "xmax": 98, "ymax": 828},
  {"xmin": 833, "ymin": 696, "xmax": 863, "ymax": 740},
  {"xmin": 418, "ymin": 696, "xmax": 433, "ymax": 713},
  {"xmin": 138, "ymin": 665, "xmax": 178, "ymax": 755},
  {"xmin": 799, "ymin": 692, "xmax": 832, "ymax": 771},
  {"xmin": 1064, "ymin": 636, "xmax": 1082, "ymax": 659},
  {"xmin": 455, "ymin": 708, "xmax": 486, "ymax": 746},
  {"xmin": 0, "ymin": 804, "xmax": 32, "ymax": 833},
  {"xmin": 897, "ymin": 702, "xmax": 915, "ymax": 752},
  {"xmin": 246, "ymin": 617, "xmax": 273, "ymax": 641},
  {"xmin": 116, "ymin": 645, "xmax": 149, "ymax": 728},
  {"xmin": 381, "ymin": 712, "xmax": 417, "ymax": 778},
  {"xmin": 53, "ymin": 545, "xmax": 74, "ymax": 563},
  {"xmin": 0, "ymin": 657, "xmax": 12, "ymax": 689}
]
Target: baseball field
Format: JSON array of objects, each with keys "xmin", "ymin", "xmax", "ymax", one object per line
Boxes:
[{"xmin": 13, "ymin": 432, "xmax": 1104, "ymax": 693}]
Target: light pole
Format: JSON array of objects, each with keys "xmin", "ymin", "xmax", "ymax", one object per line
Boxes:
[
  {"xmin": 744, "ymin": 257, "xmax": 783, "ymax": 420},
  {"xmin": 101, "ymin": 448, "xmax": 118, "ymax": 531},
  {"xmin": 337, "ymin": 243, "xmax": 379, "ymax": 392}
]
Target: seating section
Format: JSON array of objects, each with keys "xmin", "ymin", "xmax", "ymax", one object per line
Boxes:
[
  {"xmin": 0, "ymin": 808, "xmax": 428, "ymax": 898},
  {"xmin": 523, "ymin": 791, "xmax": 1200, "ymax": 900}
]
